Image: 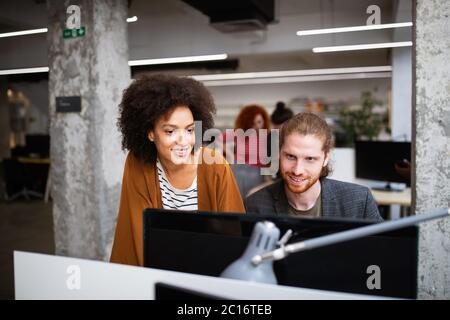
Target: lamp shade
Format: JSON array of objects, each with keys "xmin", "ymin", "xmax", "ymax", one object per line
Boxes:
[{"xmin": 220, "ymin": 221, "xmax": 280, "ymax": 284}]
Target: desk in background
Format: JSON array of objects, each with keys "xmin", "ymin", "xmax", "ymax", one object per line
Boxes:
[
  {"xmin": 17, "ymin": 157, "xmax": 50, "ymax": 165},
  {"xmin": 371, "ymin": 188, "xmax": 411, "ymax": 218},
  {"xmin": 371, "ymin": 188, "xmax": 411, "ymax": 207}
]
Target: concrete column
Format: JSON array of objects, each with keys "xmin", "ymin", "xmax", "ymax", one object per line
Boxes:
[
  {"xmin": 47, "ymin": 0, "xmax": 130, "ymax": 260},
  {"xmin": 415, "ymin": 0, "xmax": 450, "ymax": 299}
]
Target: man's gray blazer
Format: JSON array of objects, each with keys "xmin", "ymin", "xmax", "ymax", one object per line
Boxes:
[{"xmin": 245, "ymin": 178, "xmax": 383, "ymax": 222}]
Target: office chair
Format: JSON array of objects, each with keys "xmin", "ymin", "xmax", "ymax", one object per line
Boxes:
[{"xmin": 2, "ymin": 158, "xmax": 45, "ymax": 201}]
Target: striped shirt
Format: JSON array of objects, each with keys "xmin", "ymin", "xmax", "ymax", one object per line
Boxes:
[{"xmin": 156, "ymin": 158, "xmax": 198, "ymax": 211}]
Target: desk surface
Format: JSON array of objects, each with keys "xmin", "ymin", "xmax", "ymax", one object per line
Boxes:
[
  {"xmin": 14, "ymin": 251, "xmax": 390, "ymax": 300},
  {"xmin": 371, "ymin": 188, "xmax": 411, "ymax": 206},
  {"xmin": 17, "ymin": 157, "xmax": 50, "ymax": 164}
]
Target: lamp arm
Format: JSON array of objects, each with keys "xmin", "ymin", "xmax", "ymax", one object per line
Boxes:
[{"xmin": 252, "ymin": 207, "xmax": 450, "ymax": 266}]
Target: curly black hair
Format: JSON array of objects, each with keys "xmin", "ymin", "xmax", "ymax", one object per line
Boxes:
[{"xmin": 118, "ymin": 74, "xmax": 216, "ymax": 163}]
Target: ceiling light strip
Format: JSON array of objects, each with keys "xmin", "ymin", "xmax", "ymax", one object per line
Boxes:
[
  {"xmin": 0, "ymin": 28, "xmax": 48, "ymax": 38},
  {"xmin": 0, "ymin": 17, "xmax": 137, "ymax": 39},
  {"xmin": 128, "ymin": 54, "xmax": 228, "ymax": 66},
  {"xmin": 0, "ymin": 67, "xmax": 49, "ymax": 75},
  {"xmin": 192, "ymin": 66, "xmax": 392, "ymax": 81},
  {"xmin": 313, "ymin": 41, "xmax": 412, "ymax": 53},
  {"xmin": 126, "ymin": 16, "xmax": 138, "ymax": 23},
  {"xmin": 201, "ymin": 72, "xmax": 392, "ymax": 86},
  {"xmin": 0, "ymin": 54, "xmax": 228, "ymax": 74},
  {"xmin": 0, "ymin": 65, "xmax": 392, "ymax": 78},
  {"xmin": 297, "ymin": 22, "xmax": 413, "ymax": 36}
]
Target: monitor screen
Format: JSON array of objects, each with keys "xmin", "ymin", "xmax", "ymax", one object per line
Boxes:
[
  {"xmin": 25, "ymin": 134, "xmax": 50, "ymax": 157},
  {"xmin": 154, "ymin": 282, "xmax": 225, "ymax": 300},
  {"xmin": 143, "ymin": 209, "xmax": 418, "ymax": 299},
  {"xmin": 354, "ymin": 140, "xmax": 411, "ymax": 185}
]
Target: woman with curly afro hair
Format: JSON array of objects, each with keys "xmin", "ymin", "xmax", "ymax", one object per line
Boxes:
[{"xmin": 110, "ymin": 74, "xmax": 245, "ymax": 266}]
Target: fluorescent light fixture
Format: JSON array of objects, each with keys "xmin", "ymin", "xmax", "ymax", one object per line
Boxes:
[
  {"xmin": 0, "ymin": 64, "xmax": 390, "ymax": 84},
  {"xmin": 0, "ymin": 67, "xmax": 49, "ymax": 75},
  {"xmin": 0, "ymin": 17, "xmax": 136, "ymax": 39},
  {"xmin": 128, "ymin": 54, "xmax": 228, "ymax": 66},
  {"xmin": 127, "ymin": 16, "xmax": 138, "ymax": 23},
  {"xmin": 297, "ymin": 22, "xmax": 413, "ymax": 36},
  {"xmin": 200, "ymin": 72, "xmax": 391, "ymax": 86},
  {"xmin": 0, "ymin": 28, "xmax": 48, "ymax": 38},
  {"xmin": 192, "ymin": 66, "xmax": 392, "ymax": 86},
  {"xmin": 313, "ymin": 41, "xmax": 412, "ymax": 53},
  {"xmin": 192, "ymin": 66, "xmax": 392, "ymax": 81},
  {"xmin": 0, "ymin": 54, "xmax": 228, "ymax": 75}
]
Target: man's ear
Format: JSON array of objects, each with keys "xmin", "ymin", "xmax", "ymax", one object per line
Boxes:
[
  {"xmin": 148, "ymin": 131, "xmax": 154, "ymax": 142},
  {"xmin": 323, "ymin": 152, "xmax": 330, "ymax": 167}
]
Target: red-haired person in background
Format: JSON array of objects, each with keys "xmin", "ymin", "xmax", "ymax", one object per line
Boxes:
[{"xmin": 218, "ymin": 104, "xmax": 271, "ymax": 198}]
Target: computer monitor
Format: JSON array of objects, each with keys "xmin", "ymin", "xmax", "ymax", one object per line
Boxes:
[
  {"xmin": 25, "ymin": 134, "xmax": 50, "ymax": 157},
  {"xmin": 354, "ymin": 140, "xmax": 411, "ymax": 188},
  {"xmin": 143, "ymin": 209, "xmax": 418, "ymax": 299},
  {"xmin": 154, "ymin": 282, "xmax": 226, "ymax": 300}
]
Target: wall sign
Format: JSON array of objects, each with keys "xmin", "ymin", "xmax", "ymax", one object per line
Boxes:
[{"xmin": 56, "ymin": 96, "xmax": 82, "ymax": 113}]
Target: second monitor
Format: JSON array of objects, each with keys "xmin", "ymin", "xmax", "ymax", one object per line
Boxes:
[{"xmin": 355, "ymin": 140, "xmax": 411, "ymax": 190}]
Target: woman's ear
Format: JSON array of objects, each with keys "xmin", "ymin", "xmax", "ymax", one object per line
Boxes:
[{"xmin": 148, "ymin": 131, "xmax": 155, "ymax": 142}]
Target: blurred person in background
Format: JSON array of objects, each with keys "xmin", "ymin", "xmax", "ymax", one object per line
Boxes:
[
  {"xmin": 218, "ymin": 104, "xmax": 271, "ymax": 198},
  {"xmin": 271, "ymin": 101, "xmax": 294, "ymax": 130},
  {"xmin": 247, "ymin": 101, "xmax": 295, "ymax": 196}
]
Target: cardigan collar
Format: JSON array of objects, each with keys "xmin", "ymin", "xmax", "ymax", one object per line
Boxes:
[{"xmin": 141, "ymin": 148, "xmax": 213, "ymax": 211}]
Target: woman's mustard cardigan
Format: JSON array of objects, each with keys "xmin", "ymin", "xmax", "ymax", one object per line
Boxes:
[{"xmin": 110, "ymin": 147, "xmax": 245, "ymax": 266}]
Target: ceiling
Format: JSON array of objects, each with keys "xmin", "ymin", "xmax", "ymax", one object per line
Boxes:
[{"xmin": 0, "ymin": 0, "xmax": 412, "ymax": 72}]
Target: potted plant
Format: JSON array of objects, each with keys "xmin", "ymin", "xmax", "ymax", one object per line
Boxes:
[{"xmin": 338, "ymin": 91, "xmax": 386, "ymax": 147}]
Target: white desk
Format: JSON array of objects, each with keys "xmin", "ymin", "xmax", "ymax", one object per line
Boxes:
[{"xmin": 14, "ymin": 251, "xmax": 389, "ymax": 300}]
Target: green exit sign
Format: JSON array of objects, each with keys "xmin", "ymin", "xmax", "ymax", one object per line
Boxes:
[{"xmin": 63, "ymin": 27, "xmax": 86, "ymax": 39}]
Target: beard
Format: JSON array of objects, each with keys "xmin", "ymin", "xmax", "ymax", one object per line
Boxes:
[{"xmin": 282, "ymin": 171, "xmax": 321, "ymax": 194}]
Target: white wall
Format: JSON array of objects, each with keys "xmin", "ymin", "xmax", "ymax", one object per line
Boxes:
[
  {"xmin": 391, "ymin": 47, "xmax": 412, "ymax": 140},
  {"xmin": 330, "ymin": 148, "xmax": 355, "ymax": 183},
  {"xmin": 209, "ymin": 77, "xmax": 390, "ymax": 128},
  {"xmin": 391, "ymin": 0, "xmax": 412, "ymax": 141}
]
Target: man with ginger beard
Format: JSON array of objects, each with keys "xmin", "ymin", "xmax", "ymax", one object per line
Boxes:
[{"xmin": 245, "ymin": 113, "xmax": 382, "ymax": 221}]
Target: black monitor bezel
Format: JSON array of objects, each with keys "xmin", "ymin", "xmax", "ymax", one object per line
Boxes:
[
  {"xmin": 143, "ymin": 209, "xmax": 418, "ymax": 298},
  {"xmin": 354, "ymin": 140, "xmax": 411, "ymax": 185}
]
